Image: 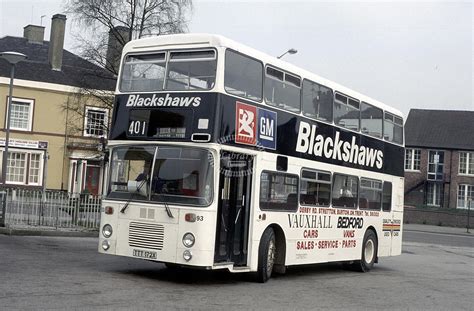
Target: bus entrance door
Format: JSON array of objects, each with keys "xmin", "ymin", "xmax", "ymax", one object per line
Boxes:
[{"xmin": 214, "ymin": 152, "xmax": 253, "ymax": 266}]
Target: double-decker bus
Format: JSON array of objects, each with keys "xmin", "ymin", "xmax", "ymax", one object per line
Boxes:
[{"xmin": 99, "ymin": 34, "xmax": 404, "ymax": 282}]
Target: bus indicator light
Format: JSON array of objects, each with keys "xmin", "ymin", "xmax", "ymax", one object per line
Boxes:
[
  {"xmin": 185, "ymin": 213, "xmax": 196, "ymax": 222},
  {"xmin": 105, "ymin": 206, "xmax": 114, "ymax": 215}
]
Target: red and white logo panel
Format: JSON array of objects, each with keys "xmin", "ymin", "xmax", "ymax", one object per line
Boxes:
[{"xmin": 235, "ymin": 102, "xmax": 257, "ymax": 145}]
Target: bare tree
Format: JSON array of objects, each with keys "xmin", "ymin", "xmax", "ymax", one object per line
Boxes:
[{"xmin": 62, "ymin": 0, "xmax": 193, "ymax": 137}]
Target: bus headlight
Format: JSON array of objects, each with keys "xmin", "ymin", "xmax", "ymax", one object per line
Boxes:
[
  {"xmin": 102, "ymin": 240, "xmax": 110, "ymax": 251},
  {"xmin": 182, "ymin": 232, "xmax": 195, "ymax": 248},
  {"xmin": 183, "ymin": 250, "xmax": 192, "ymax": 261},
  {"xmin": 102, "ymin": 224, "xmax": 113, "ymax": 238}
]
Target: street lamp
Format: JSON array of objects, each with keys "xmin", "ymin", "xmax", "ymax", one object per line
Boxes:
[
  {"xmin": 277, "ymin": 48, "xmax": 298, "ymax": 59},
  {"xmin": 0, "ymin": 51, "xmax": 27, "ymax": 226}
]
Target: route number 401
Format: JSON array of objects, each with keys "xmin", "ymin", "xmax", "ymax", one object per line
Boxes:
[{"xmin": 128, "ymin": 120, "xmax": 147, "ymax": 136}]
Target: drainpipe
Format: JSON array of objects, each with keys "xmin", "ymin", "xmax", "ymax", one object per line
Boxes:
[{"xmin": 448, "ymin": 150, "xmax": 453, "ymax": 208}]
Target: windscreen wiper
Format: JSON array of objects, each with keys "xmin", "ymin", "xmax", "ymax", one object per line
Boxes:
[
  {"xmin": 120, "ymin": 178, "xmax": 148, "ymax": 214},
  {"xmin": 163, "ymin": 200, "xmax": 174, "ymax": 218}
]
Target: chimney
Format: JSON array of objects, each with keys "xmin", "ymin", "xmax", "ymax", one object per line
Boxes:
[
  {"xmin": 105, "ymin": 26, "xmax": 130, "ymax": 74},
  {"xmin": 48, "ymin": 14, "xmax": 67, "ymax": 71},
  {"xmin": 23, "ymin": 25, "xmax": 45, "ymax": 44}
]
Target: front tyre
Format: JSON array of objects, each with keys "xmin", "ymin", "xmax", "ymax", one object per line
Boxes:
[
  {"xmin": 353, "ymin": 229, "xmax": 377, "ymax": 272},
  {"xmin": 256, "ymin": 228, "xmax": 276, "ymax": 283}
]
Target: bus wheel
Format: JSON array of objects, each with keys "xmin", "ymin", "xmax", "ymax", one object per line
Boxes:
[
  {"xmin": 353, "ymin": 229, "xmax": 377, "ymax": 272},
  {"xmin": 257, "ymin": 227, "xmax": 276, "ymax": 283}
]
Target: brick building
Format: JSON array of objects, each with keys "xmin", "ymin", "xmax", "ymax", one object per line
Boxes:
[{"xmin": 404, "ymin": 109, "xmax": 474, "ymax": 209}]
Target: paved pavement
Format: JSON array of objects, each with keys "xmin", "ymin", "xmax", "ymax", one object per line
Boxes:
[
  {"xmin": 0, "ymin": 225, "xmax": 98, "ymax": 237},
  {"xmin": 404, "ymin": 223, "xmax": 472, "ymax": 236}
]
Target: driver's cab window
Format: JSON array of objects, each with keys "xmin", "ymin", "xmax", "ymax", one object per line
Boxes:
[{"xmin": 108, "ymin": 146, "xmax": 155, "ymax": 200}]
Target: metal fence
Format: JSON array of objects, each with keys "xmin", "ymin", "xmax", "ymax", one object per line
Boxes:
[{"xmin": 2, "ymin": 188, "xmax": 101, "ymax": 230}]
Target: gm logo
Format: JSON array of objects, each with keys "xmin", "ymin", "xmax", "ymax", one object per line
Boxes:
[{"xmin": 258, "ymin": 108, "xmax": 277, "ymax": 150}]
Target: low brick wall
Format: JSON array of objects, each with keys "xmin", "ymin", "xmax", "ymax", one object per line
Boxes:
[{"xmin": 404, "ymin": 207, "xmax": 474, "ymax": 228}]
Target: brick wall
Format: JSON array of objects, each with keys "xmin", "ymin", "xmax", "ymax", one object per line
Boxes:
[
  {"xmin": 442, "ymin": 150, "xmax": 453, "ymax": 208},
  {"xmin": 404, "ymin": 207, "xmax": 474, "ymax": 228},
  {"xmin": 404, "ymin": 148, "xmax": 428, "ymax": 206},
  {"xmin": 405, "ymin": 149, "xmax": 474, "ymax": 209}
]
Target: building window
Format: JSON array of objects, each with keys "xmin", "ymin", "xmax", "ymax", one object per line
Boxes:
[
  {"xmin": 84, "ymin": 107, "xmax": 108, "ymax": 137},
  {"xmin": 2, "ymin": 150, "xmax": 43, "ymax": 186},
  {"xmin": 28, "ymin": 153, "xmax": 42, "ymax": 185},
  {"xmin": 459, "ymin": 152, "xmax": 474, "ymax": 175},
  {"xmin": 260, "ymin": 171, "xmax": 299, "ymax": 211},
  {"xmin": 405, "ymin": 148, "xmax": 421, "ymax": 171},
  {"xmin": 427, "ymin": 150, "xmax": 444, "ymax": 181},
  {"xmin": 457, "ymin": 184, "xmax": 474, "ymax": 209},
  {"xmin": 6, "ymin": 152, "xmax": 27, "ymax": 184},
  {"xmin": 7, "ymin": 97, "xmax": 34, "ymax": 131},
  {"xmin": 426, "ymin": 182, "xmax": 442, "ymax": 206}
]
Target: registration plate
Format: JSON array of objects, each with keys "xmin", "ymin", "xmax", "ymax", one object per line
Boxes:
[{"xmin": 132, "ymin": 249, "xmax": 157, "ymax": 260}]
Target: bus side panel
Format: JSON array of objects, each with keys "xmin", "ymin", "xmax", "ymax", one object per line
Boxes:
[{"xmin": 391, "ymin": 177, "xmax": 404, "ymax": 256}]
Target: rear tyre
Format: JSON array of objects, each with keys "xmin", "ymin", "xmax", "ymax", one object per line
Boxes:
[
  {"xmin": 353, "ymin": 229, "xmax": 377, "ymax": 272},
  {"xmin": 256, "ymin": 228, "xmax": 276, "ymax": 283}
]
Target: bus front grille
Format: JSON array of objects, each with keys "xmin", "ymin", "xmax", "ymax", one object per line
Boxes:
[{"xmin": 128, "ymin": 222, "xmax": 164, "ymax": 250}]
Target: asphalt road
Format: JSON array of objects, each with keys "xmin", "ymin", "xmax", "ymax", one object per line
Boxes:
[
  {"xmin": 0, "ymin": 231, "xmax": 472, "ymax": 310},
  {"xmin": 404, "ymin": 230, "xmax": 474, "ymax": 247}
]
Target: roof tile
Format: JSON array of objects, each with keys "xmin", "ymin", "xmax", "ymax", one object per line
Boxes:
[
  {"xmin": 0, "ymin": 36, "xmax": 116, "ymax": 91},
  {"xmin": 405, "ymin": 109, "xmax": 474, "ymax": 151}
]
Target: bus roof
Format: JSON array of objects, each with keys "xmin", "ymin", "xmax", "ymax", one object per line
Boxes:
[{"xmin": 122, "ymin": 33, "xmax": 404, "ymax": 119}]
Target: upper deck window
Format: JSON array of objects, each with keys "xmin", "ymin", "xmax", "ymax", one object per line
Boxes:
[
  {"xmin": 264, "ymin": 66, "xmax": 301, "ymax": 112},
  {"xmin": 165, "ymin": 50, "xmax": 217, "ymax": 91},
  {"xmin": 383, "ymin": 112, "xmax": 403, "ymax": 144},
  {"xmin": 224, "ymin": 50, "xmax": 263, "ymax": 101},
  {"xmin": 301, "ymin": 79, "xmax": 333, "ymax": 122},
  {"xmin": 121, "ymin": 53, "xmax": 166, "ymax": 92},
  {"xmin": 119, "ymin": 50, "xmax": 217, "ymax": 92},
  {"xmin": 360, "ymin": 102, "xmax": 383, "ymax": 138},
  {"xmin": 334, "ymin": 92, "xmax": 360, "ymax": 131}
]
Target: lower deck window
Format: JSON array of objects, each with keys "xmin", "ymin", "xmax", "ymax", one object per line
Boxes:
[
  {"xmin": 331, "ymin": 174, "xmax": 358, "ymax": 208},
  {"xmin": 382, "ymin": 182, "xmax": 392, "ymax": 211},
  {"xmin": 359, "ymin": 178, "xmax": 382, "ymax": 210},
  {"xmin": 300, "ymin": 169, "xmax": 331, "ymax": 206},
  {"xmin": 260, "ymin": 171, "xmax": 298, "ymax": 211}
]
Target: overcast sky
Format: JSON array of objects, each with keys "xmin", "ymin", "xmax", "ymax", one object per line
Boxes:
[{"xmin": 0, "ymin": 0, "xmax": 472, "ymax": 117}]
